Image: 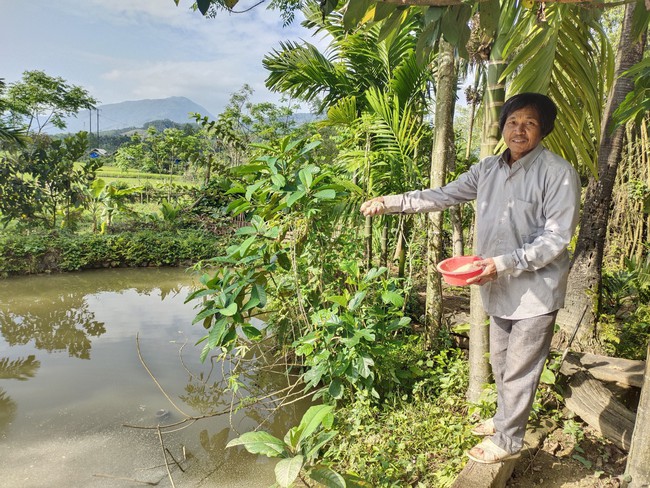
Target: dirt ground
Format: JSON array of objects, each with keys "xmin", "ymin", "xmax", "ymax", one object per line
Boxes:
[{"xmin": 507, "ymin": 425, "xmax": 628, "ymax": 488}]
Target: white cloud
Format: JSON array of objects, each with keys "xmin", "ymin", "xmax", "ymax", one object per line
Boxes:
[{"xmin": 1, "ymin": 0, "xmax": 323, "ymax": 115}]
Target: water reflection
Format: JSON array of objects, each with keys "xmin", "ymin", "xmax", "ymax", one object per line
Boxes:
[
  {"xmin": 0, "ymin": 355, "xmax": 41, "ymax": 431},
  {"xmin": 0, "ymin": 389, "xmax": 16, "ymax": 432},
  {"xmin": 0, "ymin": 306, "xmax": 105, "ymax": 359},
  {"xmin": 0, "ymin": 269, "xmax": 308, "ymax": 487}
]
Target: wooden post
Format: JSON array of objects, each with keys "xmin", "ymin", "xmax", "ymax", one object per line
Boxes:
[{"xmin": 624, "ymin": 341, "xmax": 650, "ymax": 487}]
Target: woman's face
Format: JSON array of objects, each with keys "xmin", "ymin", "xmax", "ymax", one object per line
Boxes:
[{"xmin": 502, "ymin": 106, "xmax": 543, "ymax": 163}]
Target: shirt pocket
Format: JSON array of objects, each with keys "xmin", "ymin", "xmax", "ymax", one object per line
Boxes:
[{"xmin": 512, "ymin": 198, "xmax": 542, "ymax": 240}]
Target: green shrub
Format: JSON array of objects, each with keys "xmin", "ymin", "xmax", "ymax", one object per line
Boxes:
[
  {"xmin": 325, "ymin": 347, "xmax": 475, "ymax": 488},
  {"xmin": 0, "ymin": 229, "xmax": 222, "ymax": 276}
]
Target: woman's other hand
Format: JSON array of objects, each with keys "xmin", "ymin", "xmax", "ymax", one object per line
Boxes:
[{"xmin": 360, "ymin": 197, "xmax": 386, "ymax": 217}]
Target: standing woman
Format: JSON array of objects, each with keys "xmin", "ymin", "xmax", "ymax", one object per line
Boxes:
[{"xmin": 361, "ymin": 92, "xmax": 581, "ymax": 463}]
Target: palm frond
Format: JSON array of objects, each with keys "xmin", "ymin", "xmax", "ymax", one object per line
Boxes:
[{"xmin": 501, "ymin": 4, "xmax": 613, "ymax": 176}]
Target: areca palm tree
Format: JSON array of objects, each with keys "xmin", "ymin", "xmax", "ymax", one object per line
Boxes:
[{"xmin": 264, "ymin": 5, "xmax": 430, "ymax": 115}]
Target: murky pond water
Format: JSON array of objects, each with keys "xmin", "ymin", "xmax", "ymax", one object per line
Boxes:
[{"xmin": 0, "ymin": 268, "xmax": 306, "ymax": 488}]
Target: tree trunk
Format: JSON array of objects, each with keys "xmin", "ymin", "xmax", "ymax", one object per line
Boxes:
[
  {"xmin": 425, "ymin": 40, "xmax": 457, "ymax": 338},
  {"xmin": 396, "ymin": 216, "xmax": 411, "ymax": 278},
  {"xmin": 449, "ymin": 205, "xmax": 464, "ymax": 256},
  {"xmin": 380, "ymin": 217, "xmax": 389, "ymax": 268},
  {"xmin": 364, "ymin": 215, "xmax": 373, "ymax": 270},
  {"xmin": 364, "ymin": 132, "xmax": 373, "ymax": 270},
  {"xmin": 467, "ymin": 50, "xmax": 505, "ymax": 402},
  {"xmin": 557, "ymin": 2, "xmax": 646, "ymax": 349},
  {"xmin": 625, "ymin": 341, "xmax": 650, "ymax": 487}
]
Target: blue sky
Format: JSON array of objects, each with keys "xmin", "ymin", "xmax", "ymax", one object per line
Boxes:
[{"xmin": 1, "ymin": 0, "xmax": 322, "ymax": 116}]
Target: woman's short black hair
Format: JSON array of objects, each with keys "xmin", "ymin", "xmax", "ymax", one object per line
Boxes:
[{"xmin": 499, "ymin": 92, "xmax": 557, "ymax": 137}]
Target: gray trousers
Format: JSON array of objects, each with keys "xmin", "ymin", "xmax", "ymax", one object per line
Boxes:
[{"xmin": 489, "ymin": 311, "xmax": 557, "ymax": 454}]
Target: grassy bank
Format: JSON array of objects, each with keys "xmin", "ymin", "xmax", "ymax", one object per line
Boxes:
[{"xmin": 0, "ymin": 229, "xmax": 223, "ymax": 277}]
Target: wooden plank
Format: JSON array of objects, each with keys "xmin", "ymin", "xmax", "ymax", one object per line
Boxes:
[
  {"xmin": 564, "ymin": 369, "xmax": 636, "ymax": 451},
  {"xmin": 560, "ymin": 352, "xmax": 645, "ymax": 388},
  {"xmin": 451, "ymin": 418, "xmax": 556, "ymax": 488},
  {"xmin": 576, "ymin": 352, "xmax": 645, "ymax": 388}
]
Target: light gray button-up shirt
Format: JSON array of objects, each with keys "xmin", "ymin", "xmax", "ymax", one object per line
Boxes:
[{"xmin": 383, "ymin": 144, "xmax": 581, "ymax": 320}]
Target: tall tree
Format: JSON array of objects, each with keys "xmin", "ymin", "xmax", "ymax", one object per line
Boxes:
[
  {"xmin": 558, "ymin": 1, "xmax": 648, "ymax": 347},
  {"xmin": 1, "ymin": 71, "xmax": 97, "ymax": 135},
  {"xmin": 426, "ymin": 39, "xmax": 458, "ymax": 335},
  {"xmin": 0, "ymin": 79, "xmax": 27, "ymax": 147}
]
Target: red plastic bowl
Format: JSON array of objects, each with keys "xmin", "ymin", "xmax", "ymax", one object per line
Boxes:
[{"xmin": 436, "ymin": 255, "xmax": 482, "ymax": 286}]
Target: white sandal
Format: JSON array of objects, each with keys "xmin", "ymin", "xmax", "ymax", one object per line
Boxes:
[
  {"xmin": 471, "ymin": 418, "xmax": 495, "ymax": 436},
  {"xmin": 467, "ymin": 438, "xmax": 521, "ymax": 464}
]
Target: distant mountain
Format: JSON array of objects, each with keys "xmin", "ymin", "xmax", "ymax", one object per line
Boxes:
[{"xmin": 56, "ymin": 96, "xmax": 215, "ymax": 134}]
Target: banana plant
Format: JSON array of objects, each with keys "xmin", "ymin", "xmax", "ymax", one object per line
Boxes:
[{"xmin": 87, "ymin": 178, "xmax": 142, "ymax": 233}]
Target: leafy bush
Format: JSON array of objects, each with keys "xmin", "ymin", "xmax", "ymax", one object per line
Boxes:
[
  {"xmin": 601, "ymin": 255, "xmax": 650, "ymax": 359},
  {"xmin": 294, "ymin": 263, "xmax": 412, "ymax": 402},
  {"xmin": 0, "ymin": 229, "xmax": 222, "ymax": 276},
  {"xmin": 325, "ymin": 347, "xmax": 475, "ymax": 488}
]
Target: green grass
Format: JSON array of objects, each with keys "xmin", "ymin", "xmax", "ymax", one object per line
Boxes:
[{"xmin": 95, "ymin": 165, "xmax": 191, "ymax": 186}]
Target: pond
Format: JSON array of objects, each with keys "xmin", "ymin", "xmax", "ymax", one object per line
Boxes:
[{"xmin": 0, "ymin": 268, "xmax": 307, "ymax": 488}]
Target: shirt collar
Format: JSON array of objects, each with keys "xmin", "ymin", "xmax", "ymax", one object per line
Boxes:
[{"xmin": 499, "ymin": 144, "xmax": 545, "ymax": 171}]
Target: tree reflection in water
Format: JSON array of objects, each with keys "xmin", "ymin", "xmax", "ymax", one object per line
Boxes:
[
  {"xmin": 0, "ymin": 355, "xmax": 41, "ymax": 432},
  {"xmin": 0, "ymin": 269, "xmax": 189, "ymax": 360},
  {"xmin": 0, "ymin": 305, "xmax": 105, "ymax": 360}
]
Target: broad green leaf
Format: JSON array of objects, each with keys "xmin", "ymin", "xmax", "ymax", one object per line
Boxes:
[
  {"xmin": 235, "ymin": 225, "xmax": 257, "ymax": 236},
  {"xmin": 184, "ymin": 287, "xmax": 217, "ymax": 303},
  {"xmin": 309, "ymin": 466, "xmax": 346, "ymax": 488},
  {"xmin": 378, "ymin": 8, "xmax": 407, "ymax": 43},
  {"xmin": 373, "ymin": 2, "xmax": 397, "ymax": 22},
  {"xmin": 540, "ymin": 366, "xmax": 556, "ymax": 385},
  {"xmin": 238, "ymin": 235, "xmax": 256, "ymax": 257},
  {"xmin": 381, "ymin": 290, "xmax": 404, "ymax": 307},
  {"xmin": 451, "ymin": 322, "xmax": 471, "ymax": 334},
  {"xmin": 357, "ymin": 329, "xmax": 375, "ymax": 342},
  {"xmin": 303, "ymin": 364, "xmax": 325, "ymax": 389},
  {"xmin": 328, "ymin": 379, "xmax": 343, "ymax": 399},
  {"xmin": 192, "ymin": 307, "xmax": 220, "ymax": 325},
  {"xmin": 294, "ymin": 341, "xmax": 314, "ymax": 357},
  {"xmin": 199, "ymin": 342, "xmax": 211, "ymax": 362},
  {"xmin": 242, "ymin": 290, "xmax": 260, "ymax": 312},
  {"xmin": 245, "ymin": 181, "xmax": 264, "ymax": 201},
  {"xmin": 298, "ymin": 168, "xmax": 313, "ymax": 190},
  {"xmin": 356, "ymin": 355, "xmax": 374, "ymax": 379},
  {"xmin": 219, "ymin": 302, "xmax": 238, "ymax": 317},
  {"xmin": 275, "ymin": 455, "xmax": 304, "ymax": 488},
  {"xmin": 294, "ymin": 404, "xmax": 334, "ymax": 448},
  {"xmin": 304, "ymin": 431, "xmax": 338, "ymax": 459},
  {"xmin": 343, "ymin": 0, "xmax": 372, "ymax": 31},
  {"xmin": 205, "ymin": 317, "xmax": 229, "ymax": 350},
  {"xmin": 387, "ymin": 316, "xmax": 411, "ymax": 332},
  {"xmin": 364, "ymin": 266, "xmax": 388, "ymax": 281},
  {"xmin": 313, "ymin": 189, "xmax": 336, "ymax": 200},
  {"xmin": 242, "ymin": 325, "xmax": 262, "ymax": 340},
  {"xmin": 254, "ymin": 283, "xmax": 267, "ymax": 308},
  {"xmin": 327, "ymin": 295, "xmax": 349, "ymax": 307},
  {"xmin": 271, "ymin": 173, "xmax": 286, "ymax": 188},
  {"xmin": 196, "ymin": 0, "xmax": 211, "ymax": 15},
  {"xmin": 478, "ymin": 0, "xmax": 500, "ymax": 37},
  {"xmin": 276, "ymin": 252, "xmax": 292, "ymax": 270},
  {"xmin": 347, "ymin": 290, "xmax": 367, "ymax": 311},
  {"xmin": 226, "ymin": 431, "xmax": 286, "ymax": 457},
  {"xmin": 285, "ymin": 189, "xmax": 306, "ymax": 208}
]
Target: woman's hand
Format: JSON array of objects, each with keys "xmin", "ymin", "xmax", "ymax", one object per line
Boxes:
[
  {"xmin": 466, "ymin": 258, "xmax": 497, "ymax": 286},
  {"xmin": 360, "ymin": 197, "xmax": 386, "ymax": 217}
]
